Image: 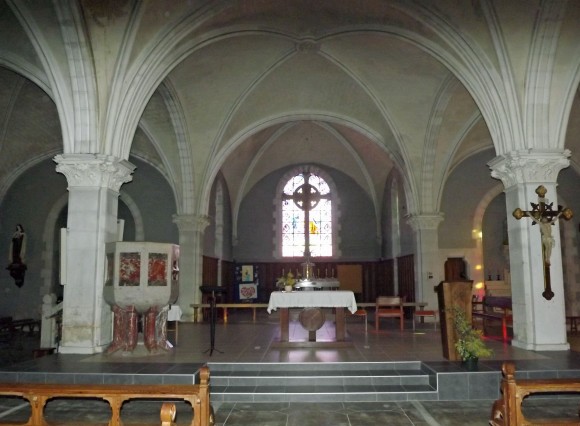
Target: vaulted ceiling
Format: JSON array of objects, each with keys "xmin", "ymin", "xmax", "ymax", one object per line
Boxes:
[{"xmin": 0, "ymin": 0, "xmax": 579, "ymax": 220}]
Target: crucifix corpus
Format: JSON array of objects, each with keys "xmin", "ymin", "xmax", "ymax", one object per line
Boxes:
[{"xmin": 513, "ymin": 185, "xmax": 573, "ymax": 300}]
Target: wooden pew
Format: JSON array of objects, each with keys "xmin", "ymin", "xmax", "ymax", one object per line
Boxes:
[
  {"xmin": 0, "ymin": 366, "xmax": 213, "ymax": 426},
  {"xmin": 161, "ymin": 402, "xmax": 177, "ymax": 426},
  {"xmin": 490, "ymin": 361, "xmax": 580, "ymax": 425},
  {"xmin": 472, "ymin": 296, "xmax": 512, "ymax": 340}
]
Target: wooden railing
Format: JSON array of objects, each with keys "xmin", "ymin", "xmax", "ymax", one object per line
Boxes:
[
  {"xmin": 490, "ymin": 361, "xmax": 580, "ymax": 425},
  {"xmin": 0, "ymin": 366, "xmax": 213, "ymax": 426}
]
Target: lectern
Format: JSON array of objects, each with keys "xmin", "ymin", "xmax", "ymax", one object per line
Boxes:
[
  {"xmin": 199, "ymin": 285, "xmax": 227, "ymax": 355},
  {"xmin": 435, "ymin": 280, "xmax": 473, "ymax": 361}
]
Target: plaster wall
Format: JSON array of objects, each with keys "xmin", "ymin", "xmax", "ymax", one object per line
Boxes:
[{"xmin": 0, "ymin": 160, "xmax": 67, "ymax": 319}]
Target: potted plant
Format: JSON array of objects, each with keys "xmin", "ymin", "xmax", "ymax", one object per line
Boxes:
[{"xmin": 451, "ymin": 306, "xmax": 493, "ymax": 369}]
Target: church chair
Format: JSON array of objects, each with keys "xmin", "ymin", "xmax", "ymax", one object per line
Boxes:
[
  {"xmin": 413, "ymin": 308, "xmax": 437, "ymax": 331},
  {"xmin": 375, "ymin": 296, "xmax": 404, "ymax": 331}
]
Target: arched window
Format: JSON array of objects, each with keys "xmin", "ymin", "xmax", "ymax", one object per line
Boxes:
[{"xmin": 280, "ymin": 170, "xmax": 333, "ymax": 257}]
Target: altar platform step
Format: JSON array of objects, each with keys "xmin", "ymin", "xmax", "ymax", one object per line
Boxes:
[{"xmin": 207, "ymin": 361, "xmax": 438, "ymax": 402}]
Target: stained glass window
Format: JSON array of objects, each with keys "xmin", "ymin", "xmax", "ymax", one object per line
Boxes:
[{"xmin": 281, "ymin": 172, "xmax": 332, "ymax": 257}]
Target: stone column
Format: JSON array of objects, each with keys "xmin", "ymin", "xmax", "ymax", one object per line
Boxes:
[
  {"xmin": 407, "ymin": 214, "xmax": 444, "ymax": 312},
  {"xmin": 54, "ymin": 154, "xmax": 134, "ymax": 354},
  {"xmin": 173, "ymin": 214, "xmax": 210, "ymax": 320},
  {"xmin": 489, "ymin": 150, "xmax": 570, "ymax": 351}
]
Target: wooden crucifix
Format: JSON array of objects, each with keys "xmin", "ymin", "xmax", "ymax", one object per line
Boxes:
[{"xmin": 513, "ymin": 185, "xmax": 573, "ymax": 300}]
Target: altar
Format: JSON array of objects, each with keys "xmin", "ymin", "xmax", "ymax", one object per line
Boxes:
[{"xmin": 267, "ymin": 290, "xmax": 357, "ymax": 346}]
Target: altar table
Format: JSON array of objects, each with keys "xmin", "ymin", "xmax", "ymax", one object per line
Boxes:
[{"xmin": 267, "ymin": 290, "xmax": 357, "ymax": 343}]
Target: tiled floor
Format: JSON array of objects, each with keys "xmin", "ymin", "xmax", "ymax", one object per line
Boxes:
[{"xmin": 2, "ymin": 309, "xmax": 580, "ymax": 425}]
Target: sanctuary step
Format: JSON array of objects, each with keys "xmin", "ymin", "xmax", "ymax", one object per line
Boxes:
[{"xmin": 207, "ymin": 361, "xmax": 437, "ymax": 403}]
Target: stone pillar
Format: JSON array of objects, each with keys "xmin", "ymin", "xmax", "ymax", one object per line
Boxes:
[
  {"xmin": 407, "ymin": 214, "xmax": 444, "ymax": 313},
  {"xmin": 489, "ymin": 150, "xmax": 570, "ymax": 351},
  {"xmin": 54, "ymin": 154, "xmax": 134, "ymax": 354},
  {"xmin": 173, "ymin": 214, "xmax": 210, "ymax": 320}
]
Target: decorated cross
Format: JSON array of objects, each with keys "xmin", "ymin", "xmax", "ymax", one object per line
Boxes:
[
  {"xmin": 286, "ymin": 176, "xmax": 322, "ymax": 257},
  {"xmin": 513, "ymin": 185, "xmax": 573, "ymax": 300}
]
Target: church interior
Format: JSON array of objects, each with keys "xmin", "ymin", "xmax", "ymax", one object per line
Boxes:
[{"xmin": 2, "ymin": 1, "xmax": 580, "ymax": 424}]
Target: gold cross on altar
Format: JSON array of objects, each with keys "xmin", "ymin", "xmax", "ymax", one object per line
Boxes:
[{"xmin": 513, "ymin": 185, "xmax": 573, "ymax": 300}]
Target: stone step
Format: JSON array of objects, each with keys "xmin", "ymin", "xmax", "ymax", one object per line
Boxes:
[{"xmin": 207, "ymin": 361, "xmax": 438, "ymax": 402}]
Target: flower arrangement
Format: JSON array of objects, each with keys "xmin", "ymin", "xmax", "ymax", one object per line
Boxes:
[
  {"xmin": 276, "ymin": 271, "xmax": 296, "ymax": 291},
  {"xmin": 451, "ymin": 305, "xmax": 493, "ymax": 361}
]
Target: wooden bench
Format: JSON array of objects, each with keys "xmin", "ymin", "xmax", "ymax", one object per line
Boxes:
[
  {"xmin": 191, "ymin": 303, "xmax": 269, "ymax": 323},
  {"xmin": 566, "ymin": 316, "xmax": 580, "ymax": 333},
  {"xmin": 0, "ymin": 366, "xmax": 213, "ymax": 426},
  {"xmin": 472, "ymin": 296, "xmax": 512, "ymax": 340},
  {"xmin": 11, "ymin": 318, "xmax": 41, "ymax": 334},
  {"xmin": 0, "ymin": 318, "xmax": 41, "ymax": 335},
  {"xmin": 190, "ymin": 301, "xmax": 427, "ymax": 324},
  {"xmin": 490, "ymin": 361, "xmax": 580, "ymax": 425}
]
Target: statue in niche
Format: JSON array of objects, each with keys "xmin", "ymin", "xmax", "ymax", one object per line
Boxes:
[{"xmin": 6, "ymin": 224, "xmax": 27, "ymax": 287}]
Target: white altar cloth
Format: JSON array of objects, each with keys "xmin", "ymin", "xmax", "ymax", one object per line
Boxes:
[{"xmin": 267, "ymin": 290, "xmax": 357, "ymax": 314}]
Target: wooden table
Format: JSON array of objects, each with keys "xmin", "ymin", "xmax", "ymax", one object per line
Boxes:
[{"xmin": 267, "ymin": 290, "xmax": 357, "ymax": 345}]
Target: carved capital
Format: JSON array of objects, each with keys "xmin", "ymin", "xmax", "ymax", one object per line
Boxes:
[
  {"xmin": 488, "ymin": 149, "xmax": 570, "ymax": 188},
  {"xmin": 173, "ymin": 214, "xmax": 210, "ymax": 234},
  {"xmin": 407, "ymin": 214, "xmax": 444, "ymax": 231},
  {"xmin": 54, "ymin": 154, "xmax": 135, "ymax": 192}
]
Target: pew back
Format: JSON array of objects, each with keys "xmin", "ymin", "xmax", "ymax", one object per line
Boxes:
[
  {"xmin": 490, "ymin": 362, "xmax": 580, "ymax": 425},
  {"xmin": 0, "ymin": 366, "xmax": 212, "ymax": 426}
]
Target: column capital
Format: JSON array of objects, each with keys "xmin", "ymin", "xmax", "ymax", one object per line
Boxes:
[
  {"xmin": 407, "ymin": 213, "xmax": 444, "ymax": 231},
  {"xmin": 54, "ymin": 154, "xmax": 135, "ymax": 192},
  {"xmin": 173, "ymin": 214, "xmax": 210, "ymax": 233},
  {"xmin": 488, "ymin": 149, "xmax": 570, "ymax": 188}
]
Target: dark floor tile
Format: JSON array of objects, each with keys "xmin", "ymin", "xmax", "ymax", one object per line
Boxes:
[
  {"xmin": 347, "ymin": 410, "xmax": 412, "ymax": 425},
  {"xmin": 406, "ymin": 400, "xmax": 494, "ymax": 426},
  {"xmin": 288, "ymin": 410, "xmax": 350, "ymax": 426},
  {"xmin": 221, "ymin": 409, "xmax": 287, "ymax": 425}
]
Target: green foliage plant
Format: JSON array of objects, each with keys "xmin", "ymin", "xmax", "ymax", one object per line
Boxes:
[{"xmin": 451, "ymin": 306, "xmax": 493, "ymax": 361}]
